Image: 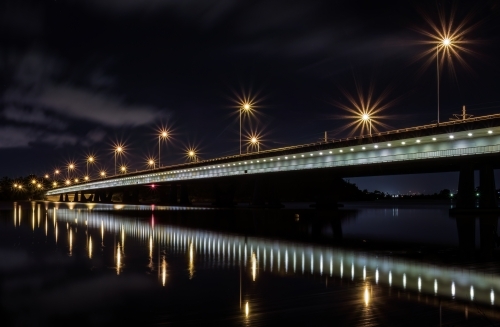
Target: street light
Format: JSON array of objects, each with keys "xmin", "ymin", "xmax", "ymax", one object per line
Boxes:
[
  {"xmin": 147, "ymin": 158, "xmax": 156, "ymax": 170},
  {"xmin": 240, "ymin": 103, "xmax": 252, "ymax": 155},
  {"xmin": 248, "ymin": 135, "xmax": 260, "ymax": 153},
  {"xmin": 54, "ymin": 169, "xmax": 60, "ymax": 180},
  {"xmin": 67, "ymin": 163, "xmax": 75, "ymax": 179},
  {"xmin": 100, "ymin": 171, "xmax": 106, "ymax": 178},
  {"xmin": 362, "ymin": 113, "xmax": 372, "ymax": 135},
  {"xmin": 114, "ymin": 145, "xmax": 124, "ymax": 175},
  {"xmin": 436, "ymin": 38, "xmax": 452, "ymax": 125},
  {"xmin": 120, "ymin": 165, "xmax": 127, "ymax": 174},
  {"xmin": 158, "ymin": 129, "xmax": 170, "ymax": 167},
  {"xmin": 86, "ymin": 155, "xmax": 95, "ymax": 177},
  {"xmin": 187, "ymin": 149, "xmax": 197, "ymax": 162}
]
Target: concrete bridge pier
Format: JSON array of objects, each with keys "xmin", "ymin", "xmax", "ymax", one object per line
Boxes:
[
  {"xmin": 266, "ymin": 180, "xmax": 283, "ymax": 208},
  {"xmin": 251, "ymin": 178, "xmax": 265, "ymax": 207},
  {"xmin": 312, "ymin": 176, "xmax": 341, "ymax": 209},
  {"xmin": 250, "ymin": 177, "xmax": 283, "ymax": 208},
  {"xmin": 72, "ymin": 192, "xmax": 79, "ymax": 202},
  {"xmin": 64, "ymin": 193, "xmax": 69, "ymax": 202},
  {"xmin": 95, "ymin": 191, "xmax": 105, "ymax": 203},
  {"xmin": 179, "ymin": 184, "xmax": 191, "ymax": 206},
  {"xmin": 167, "ymin": 184, "xmax": 178, "ymax": 205},
  {"xmin": 479, "ymin": 165, "xmax": 498, "ymax": 209},
  {"xmin": 78, "ymin": 191, "xmax": 88, "ymax": 203},
  {"xmin": 456, "ymin": 165, "xmax": 475, "ymax": 209},
  {"xmin": 58, "ymin": 194, "xmax": 63, "ymax": 202},
  {"xmin": 157, "ymin": 186, "xmax": 168, "ymax": 204},
  {"xmin": 123, "ymin": 188, "xmax": 140, "ymax": 204},
  {"xmin": 105, "ymin": 192, "xmax": 114, "ymax": 203},
  {"xmin": 213, "ymin": 182, "xmax": 236, "ymax": 207}
]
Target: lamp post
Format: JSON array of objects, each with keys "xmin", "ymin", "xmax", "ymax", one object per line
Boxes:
[
  {"xmin": 87, "ymin": 156, "xmax": 95, "ymax": 178},
  {"xmin": 100, "ymin": 171, "xmax": 106, "ymax": 178},
  {"xmin": 436, "ymin": 38, "xmax": 451, "ymax": 125},
  {"xmin": 158, "ymin": 130, "xmax": 169, "ymax": 167},
  {"xmin": 120, "ymin": 165, "xmax": 127, "ymax": 174},
  {"xmin": 114, "ymin": 146, "xmax": 123, "ymax": 175},
  {"xmin": 67, "ymin": 164, "xmax": 75, "ymax": 179},
  {"xmin": 148, "ymin": 159, "xmax": 156, "ymax": 170},
  {"xmin": 54, "ymin": 169, "xmax": 60, "ymax": 180},
  {"xmin": 240, "ymin": 103, "xmax": 251, "ymax": 155},
  {"xmin": 362, "ymin": 113, "xmax": 372, "ymax": 135}
]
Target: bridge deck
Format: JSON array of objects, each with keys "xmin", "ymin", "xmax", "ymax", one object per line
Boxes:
[{"xmin": 47, "ymin": 115, "xmax": 500, "ymax": 195}]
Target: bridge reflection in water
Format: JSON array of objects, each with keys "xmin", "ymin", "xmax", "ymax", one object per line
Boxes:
[{"xmin": 15, "ymin": 201, "xmax": 499, "ymax": 311}]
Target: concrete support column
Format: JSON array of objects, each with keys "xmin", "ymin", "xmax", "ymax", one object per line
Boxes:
[
  {"xmin": 64, "ymin": 193, "xmax": 69, "ymax": 202},
  {"xmin": 79, "ymin": 191, "xmax": 87, "ymax": 203},
  {"xmin": 168, "ymin": 184, "xmax": 178, "ymax": 204},
  {"xmin": 58, "ymin": 194, "xmax": 63, "ymax": 202},
  {"xmin": 479, "ymin": 165, "xmax": 497, "ymax": 209},
  {"xmin": 131, "ymin": 188, "xmax": 140, "ymax": 203},
  {"xmin": 251, "ymin": 178, "xmax": 265, "ymax": 207},
  {"xmin": 456, "ymin": 165, "xmax": 475, "ymax": 209},
  {"xmin": 213, "ymin": 182, "xmax": 236, "ymax": 207},
  {"xmin": 158, "ymin": 186, "xmax": 169, "ymax": 204},
  {"xmin": 121, "ymin": 191, "xmax": 128, "ymax": 203},
  {"xmin": 179, "ymin": 184, "xmax": 191, "ymax": 206},
  {"xmin": 313, "ymin": 176, "xmax": 340, "ymax": 209},
  {"xmin": 266, "ymin": 180, "xmax": 283, "ymax": 208},
  {"xmin": 73, "ymin": 192, "xmax": 79, "ymax": 202}
]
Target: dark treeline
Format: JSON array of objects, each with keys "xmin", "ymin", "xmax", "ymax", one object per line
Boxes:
[
  {"xmin": 0, "ymin": 174, "xmax": 478, "ymax": 203},
  {"xmin": 0, "ymin": 175, "xmax": 51, "ymax": 201}
]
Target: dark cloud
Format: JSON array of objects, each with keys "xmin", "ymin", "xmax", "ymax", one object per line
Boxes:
[
  {"xmin": 0, "ymin": 126, "xmax": 78, "ymax": 148},
  {"xmin": 1, "ymin": 48, "xmax": 172, "ymax": 149},
  {"xmin": 3, "ymin": 105, "xmax": 68, "ymax": 130}
]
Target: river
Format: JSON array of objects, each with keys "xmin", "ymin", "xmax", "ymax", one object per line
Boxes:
[{"xmin": 1, "ymin": 200, "xmax": 499, "ymax": 326}]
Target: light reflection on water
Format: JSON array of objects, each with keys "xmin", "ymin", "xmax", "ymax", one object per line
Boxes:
[
  {"xmin": 39, "ymin": 204, "xmax": 500, "ymax": 305},
  {"xmin": 4, "ymin": 201, "xmax": 500, "ymax": 325}
]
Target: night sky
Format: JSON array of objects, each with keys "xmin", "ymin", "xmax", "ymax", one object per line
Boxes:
[{"xmin": 1, "ymin": 0, "xmax": 500, "ymax": 194}]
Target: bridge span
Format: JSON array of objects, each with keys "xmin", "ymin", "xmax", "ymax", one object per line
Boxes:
[{"xmin": 46, "ymin": 115, "xmax": 500, "ymax": 208}]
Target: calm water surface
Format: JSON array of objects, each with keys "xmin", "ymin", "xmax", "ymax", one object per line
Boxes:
[{"xmin": 1, "ymin": 201, "xmax": 500, "ymax": 326}]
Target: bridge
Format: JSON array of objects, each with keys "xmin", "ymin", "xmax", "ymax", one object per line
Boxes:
[{"xmin": 46, "ymin": 114, "xmax": 500, "ymax": 209}]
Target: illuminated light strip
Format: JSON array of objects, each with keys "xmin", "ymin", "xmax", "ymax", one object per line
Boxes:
[{"xmin": 47, "ymin": 129, "xmax": 500, "ymax": 195}]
